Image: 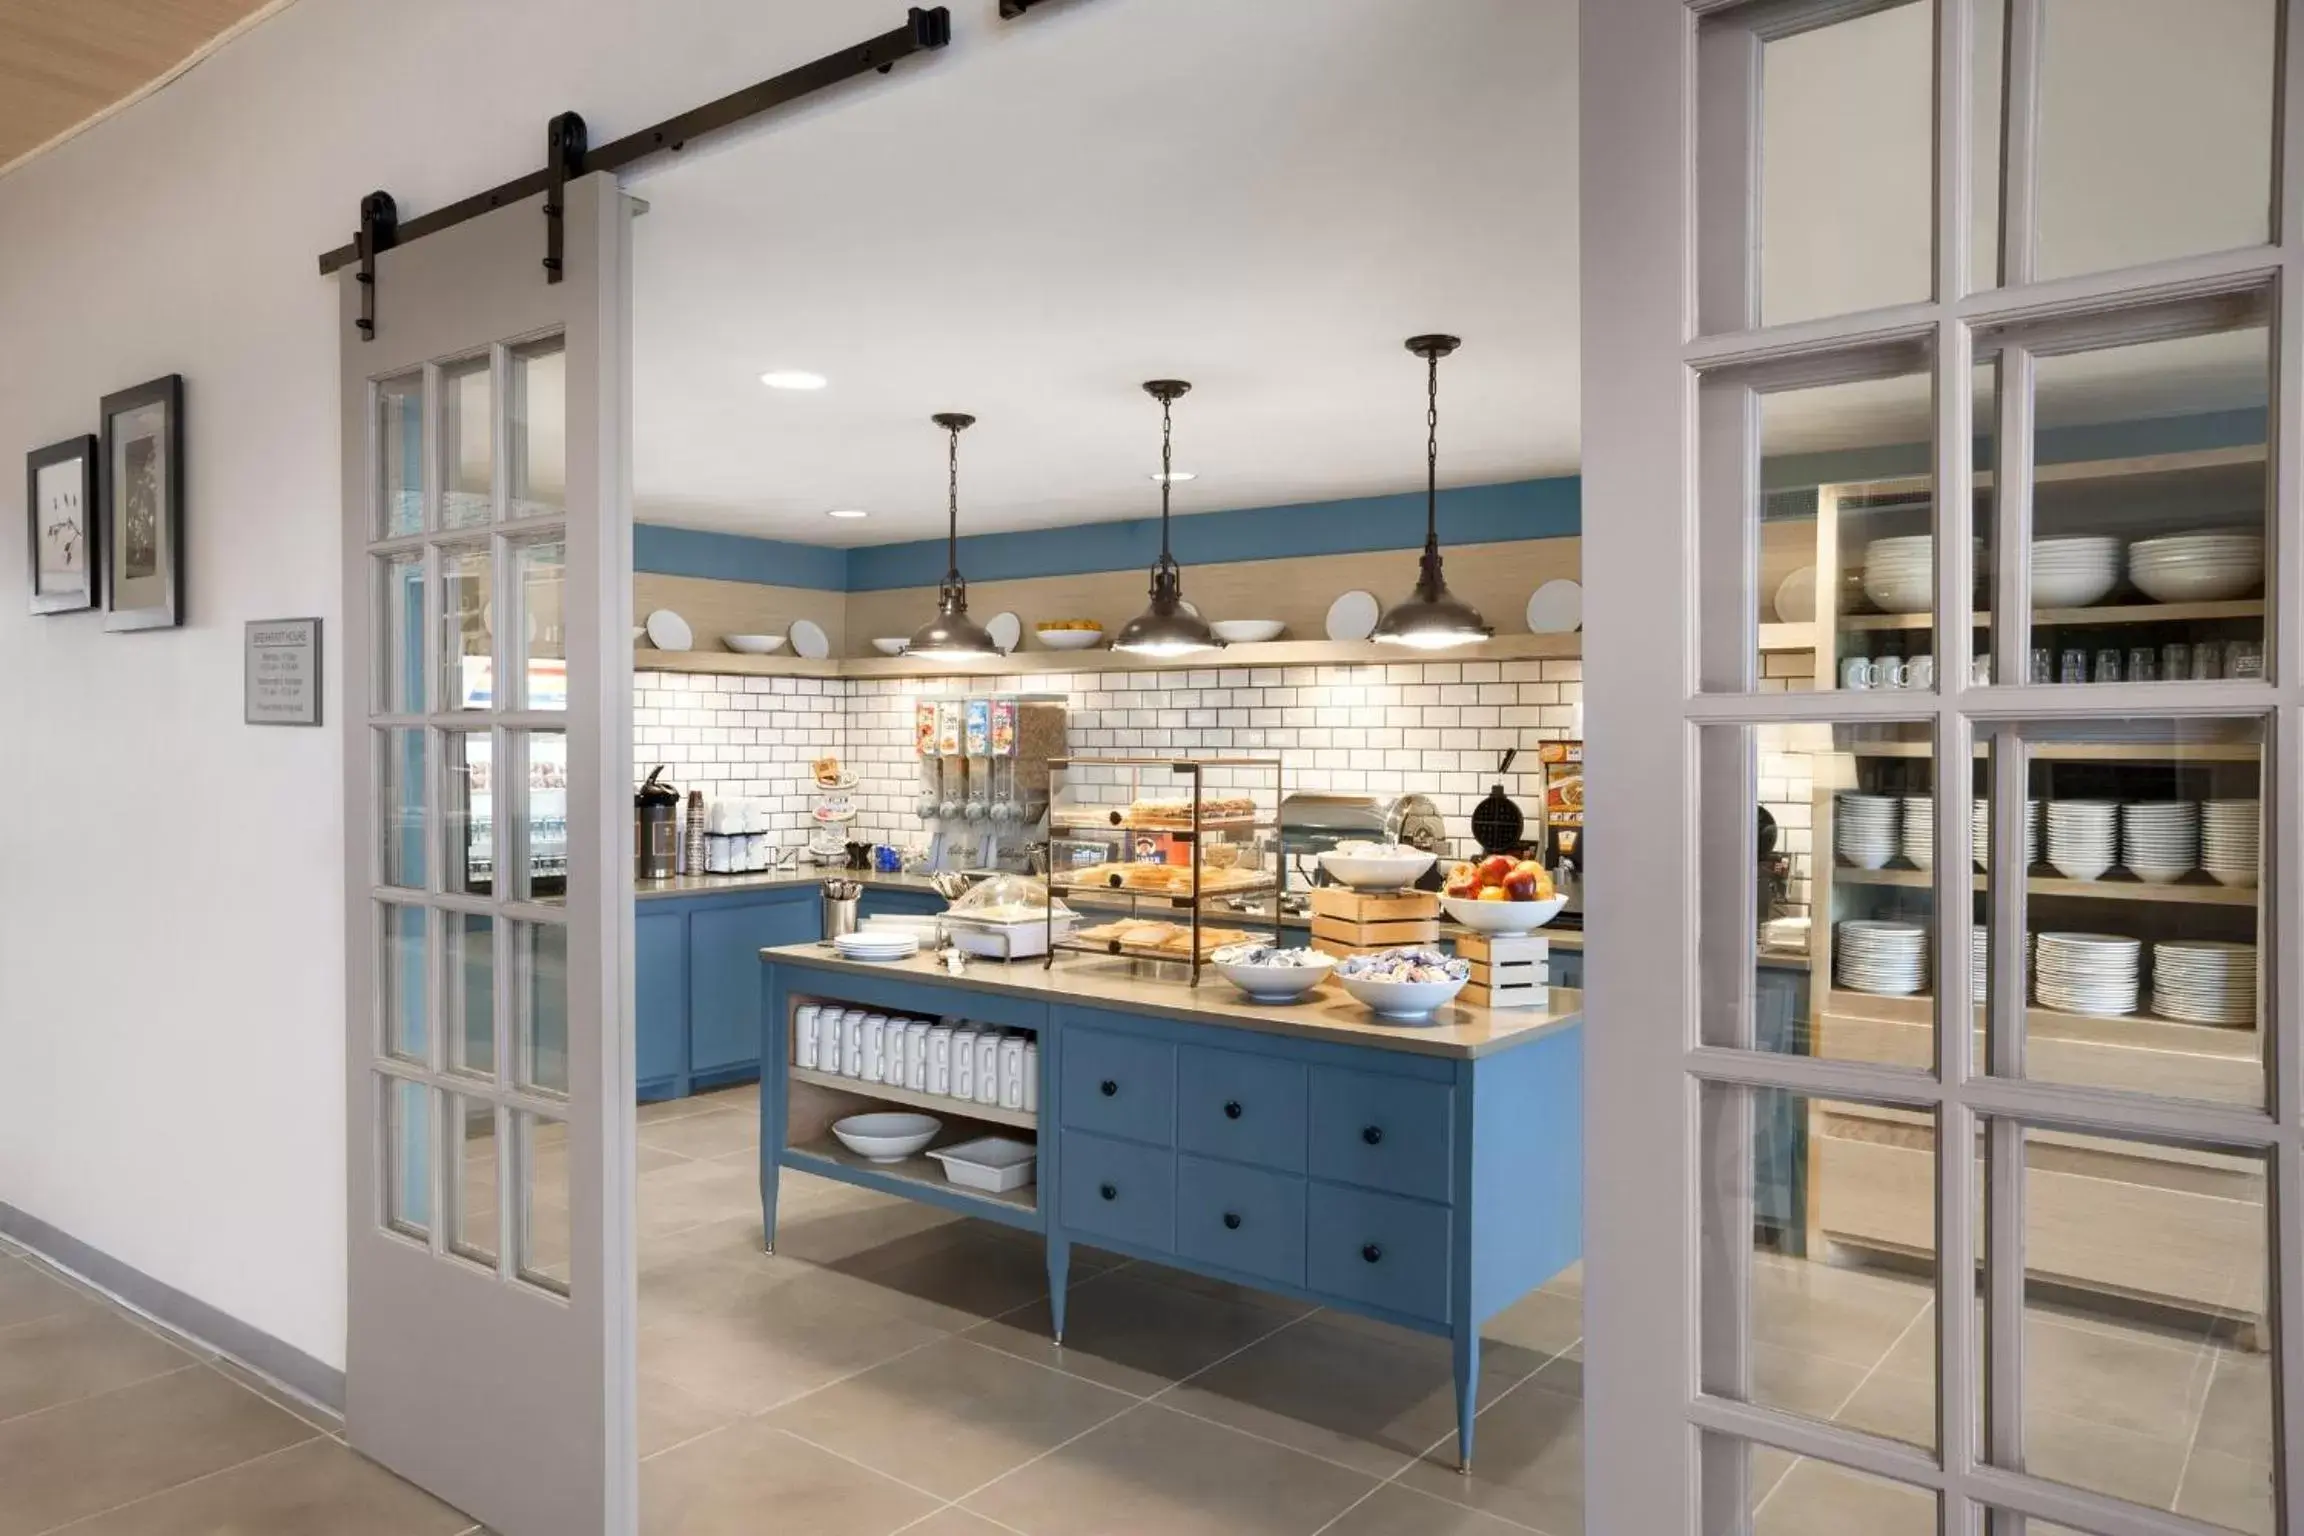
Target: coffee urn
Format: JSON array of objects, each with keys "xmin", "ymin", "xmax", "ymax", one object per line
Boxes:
[{"xmin": 636, "ymin": 766, "xmax": 680, "ymax": 880}]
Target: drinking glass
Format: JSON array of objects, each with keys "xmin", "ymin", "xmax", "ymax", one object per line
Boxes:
[{"xmin": 2127, "ymin": 646, "xmax": 2158, "ymax": 682}]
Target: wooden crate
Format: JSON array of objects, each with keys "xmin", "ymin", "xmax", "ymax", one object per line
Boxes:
[
  {"xmin": 1460, "ymin": 934, "xmax": 1550, "ymax": 1009},
  {"xmin": 1464, "ymin": 975, "xmax": 1550, "ymax": 1009},
  {"xmin": 1310, "ymin": 914, "xmax": 1442, "ymax": 949},
  {"xmin": 1307, "ymin": 886, "xmax": 1438, "ymax": 923}
]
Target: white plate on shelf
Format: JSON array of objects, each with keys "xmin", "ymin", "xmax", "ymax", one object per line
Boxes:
[
  {"xmin": 1525, "ymin": 579, "xmax": 1584, "ymax": 634},
  {"xmin": 1325, "ymin": 589, "xmax": 1381, "ymax": 642},
  {"xmin": 790, "ymin": 619, "xmax": 830, "ymax": 660},
  {"xmin": 1773, "ymin": 565, "xmax": 1818, "ymax": 624},
  {"xmin": 986, "ymin": 612, "xmax": 1023, "ymax": 653},
  {"xmin": 644, "ymin": 609, "xmax": 693, "ymax": 652}
]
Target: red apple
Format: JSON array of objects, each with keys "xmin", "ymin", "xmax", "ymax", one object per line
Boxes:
[
  {"xmin": 1502, "ymin": 868, "xmax": 1539, "ymax": 901},
  {"xmin": 1477, "ymin": 854, "xmax": 1516, "ymax": 887}
]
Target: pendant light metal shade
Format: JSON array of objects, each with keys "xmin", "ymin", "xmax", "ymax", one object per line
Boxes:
[
  {"xmin": 904, "ymin": 412, "xmax": 1003, "ymax": 662},
  {"xmin": 1113, "ymin": 380, "xmax": 1222, "ymax": 658},
  {"xmin": 1374, "ymin": 335, "xmax": 1492, "ymax": 650}
]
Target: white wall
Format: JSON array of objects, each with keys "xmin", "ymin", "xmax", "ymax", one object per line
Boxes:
[{"xmin": 0, "ymin": 0, "xmax": 988, "ymax": 1371}]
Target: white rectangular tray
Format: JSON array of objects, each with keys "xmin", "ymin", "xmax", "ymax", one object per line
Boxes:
[{"xmin": 928, "ymin": 1135, "xmax": 1038, "ymax": 1193}]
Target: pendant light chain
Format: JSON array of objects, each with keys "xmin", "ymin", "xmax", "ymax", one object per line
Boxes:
[
  {"xmin": 1425, "ymin": 344, "xmax": 1441, "ymax": 548},
  {"xmin": 1160, "ymin": 391, "xmax": 1175, "ymax": 555},
  {"xmin": 946, "ymin": 417, "xmax": 962, "ymax": 583}
]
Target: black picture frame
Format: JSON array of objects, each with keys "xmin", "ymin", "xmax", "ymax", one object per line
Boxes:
[
  {"xmin": 100, "ymin": 373, "xmax": 184, "ymax": 632},
  {"xmin": 26, "ymin": 435, "xmax": 98, "ymax": 616}
]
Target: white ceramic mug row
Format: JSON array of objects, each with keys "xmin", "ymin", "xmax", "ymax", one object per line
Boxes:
[
  {"xmin": 1839, "ymin": 654, "xmax": 1995, "ymax": 691},
  {"xmin": 793, "ymin": 1005, "xmax": 1036, "ymax": 1114}
]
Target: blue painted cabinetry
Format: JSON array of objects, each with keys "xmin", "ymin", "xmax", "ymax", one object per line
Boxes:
[{"xmin": 637, "ymin": 888, "xmax": 819, "ymax": 1100}]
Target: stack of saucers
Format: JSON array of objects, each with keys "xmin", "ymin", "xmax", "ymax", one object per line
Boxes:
[
  {"xmin": 1836, "ymin": 794, "xmax": 1901, "ymax": 870},
  {"xmin": 2150, "ymin": 941, "xmax": 2258, "ymax": 1026},
  {"xmin": 2127, "ymin": 529, "xmax": 2265, "ymax": 604},
  {"xmin": 1972, "ymin": 798, "xmax": 2042, "ymax": 871},
  {"xmin": 1900, "ymin": 795, "xmax": 1934, "ymax": 869},
  {"xmin": 2202, "ymin": 800, "xmax": 2262, "ymax": 888},
  {"xmin": 1836, "ymin": 919, "xmax": 1930, "ymax": 996},
  {"xmin": 2045, "ymin": 800, "xmax": 2120, "ymax": 881},
  {"xmin": 2120, "ymin": 801, "xmax": 2199, "ymax": 884},
  {"xmin": 2034, "ymin": 931, "xmax": 2141, "ymax": 1016}
]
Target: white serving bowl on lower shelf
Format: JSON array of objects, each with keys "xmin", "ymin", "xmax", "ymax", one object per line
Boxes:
[
  {"xmin": 723, "ymin": 633, "xmax": 788, "ymax": 654},
  {"xmin": 1212, "ymin": 950, "xmax": 1334, "ymax": 1002},
  {"xmin": 1336, "ymin": 972, "xmax": 1469, "ymax": 1022},
  {"xmin": 831, "ymin": 1111, "xmax": 940, "ymax": 1163},
  {"xmin": 1210, "ymin": 619, "xmax": 1286, "ymax": 644},
  {"xmin": 1440, "ymin": 894, "xmax": 1567, "ymax": 934},
  {"xmin": 872, "ymin": 637, "xmax": 908, "ymax": 655},
  {"xmin": 1317, "ymin": 847, "xmax": 1437, "ymax": 890}
]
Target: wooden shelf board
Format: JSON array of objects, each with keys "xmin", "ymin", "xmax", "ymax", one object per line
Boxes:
[
  {"xmin": 1842, "ymin": 740, "xmax": 2260, "ymax": 762},
  {"xmin": 1834, "ymin": 863, "xmax": 2258, "ymax": 906},
  {"xmin": 1819, "ymin": 989, "xmax": 2260, "ymax": 1060},
  {"xmin": 1836, "ymin": 599, "xmax": 2263, "ymax": 634},
  {"xmin": 1757, "ymin": 622, "xmax": 1818, "ymax": 652},
  {"xmin": 638, "ymin": 631, "xmax": 1580, "ymax": 679},
  {"xmin": 1825, "ymin": 444, "xmax": 2266, "ymax": 502},
  {"xmin": 635, "ymin": 648, "xmax": 844, "ymax": 678},
  {"xmin": 788, "ymin": 1064, "xmax": 1038, "ymax": 1131},
  {"xmin": 784, "ymin": 1135, "xmax": 1039, "ymax": 1216}
]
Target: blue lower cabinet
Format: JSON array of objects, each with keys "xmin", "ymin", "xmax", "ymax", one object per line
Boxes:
[
  {"xmin": 1307, "ymin": 1066, "xmax": 1454, "ymax": 1202},
  {"xmin": 1060, "ymin": 1026, "xmax": 1177, "ymax": 1146},
  {"xmin": 1059, "ymin": 1131, "xmax": 1176, "ymax": 1252},
  {"xmin": 689, "ymin": 896, "xmax": 818, "ymax": 1075},
  {"xmin": 1307, "ymin": 1182, "xmax": 1452, "ymax": 1324},
  {"xmin": 1176, "ymin": 1046, "xmax": 1307, "ymax": 1173},
  {"xmin": 1175, "ymin": 1154, "xmax": 1307, "ymax": 1288},
  {"xmin": 1548, "ymin": 947, "xmax": 1584, "ymax": 990},
  {"xmin": 636, "ymin": 912, "xmax": 688, "ymax": 1096}
]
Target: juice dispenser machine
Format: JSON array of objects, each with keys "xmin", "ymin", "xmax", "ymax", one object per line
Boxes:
[{"xmin": 913, "ymin": 693, "xmax": 1065, "ymax": 871}]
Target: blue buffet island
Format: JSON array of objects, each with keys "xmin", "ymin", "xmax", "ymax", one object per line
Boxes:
[{"xmin": 757, "ymin": 942, "xmax": 1583, "ymax": 1471}]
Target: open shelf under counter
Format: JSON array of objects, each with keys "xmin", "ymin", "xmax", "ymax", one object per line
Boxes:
[
  {"xmin": 1835, "ymin": 597, "xmax": 2264, "ymax": 634},
  {"xmin": 1833, "ymin": 862, "xmax": 2260, "ymax": 907},
  {"xmin": 786, "ymin": 1064, "xmax": 1037, "ymax": 1131},
  {"xmin": 783, "ymin": 1133, "xmax": 1039, "ymax": 1220}
]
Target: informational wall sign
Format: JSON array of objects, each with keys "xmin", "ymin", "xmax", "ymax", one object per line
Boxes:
[{"xmin": 245, "ymin": 617, "xmax": 322, "ymax": 726}]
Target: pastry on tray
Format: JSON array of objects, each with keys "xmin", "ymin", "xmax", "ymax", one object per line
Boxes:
[{"xmin": 1124, "ymin": 795, "xmax": 1258, "ymax": 826}]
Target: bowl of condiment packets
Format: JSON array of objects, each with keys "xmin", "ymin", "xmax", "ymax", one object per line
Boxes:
[
  {"xmin": 1211, "ymin": 942, "xmax": 1334, "ymax": 1002},
  {"xmin": 1334, "ymin": 947, "xmax": 1472, "ymax": 1021}
]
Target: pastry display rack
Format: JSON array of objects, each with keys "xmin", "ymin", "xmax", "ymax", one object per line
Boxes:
[{"xmin": 1044, "ymin": 754, "xmax": 1286, "ymax": 983}]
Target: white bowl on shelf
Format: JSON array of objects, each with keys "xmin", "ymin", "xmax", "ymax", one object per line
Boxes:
[
  {"xmin": 1212, "ymin": 949, "xmax": 1334, "ymax": 1002},
  {"xmin": 723, "ymin": 633, "xmax": 788, "ymax": 654},
  {"xmin": 1336, "ymin": 971, "xmax": 1469, "ymax": 1022},
  {"xmin": 2029, "ymin": 536, "xmax": 2123, "ymax": 608},
  {"xmin": 1035, "ymin": 626, "xmax": 1105, "ymax": 651},
  {"xmin": 871, "ymin": 637, "xmax": 908, "ymax": 655},
  {"xmin": 1210, "ymin": 619, "xmax": 1286, "ymax": 644},
  {"xmin": 2127, "ymin": 531, "xmax": 2264, "ymax": 602},
  {"xmin": 1440, "ymin": 894, "xmax": 1567, "ymax": 934},
  {"xmin": 831, "ymin": 1112, "xmax": 941, "ymax": 1164},
  {"xmin": 1317, "ymin": 847, "xmax": 1437, "ymax": 891}
]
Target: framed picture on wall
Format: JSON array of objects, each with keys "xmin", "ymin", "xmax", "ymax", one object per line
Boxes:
[
  {"xmin": 26, "ymin": 435, "xmax": 98, "ymax": 615},
  {"xmin": 100, "ymin": 374, "xmax": 184, "ymax": 631}
]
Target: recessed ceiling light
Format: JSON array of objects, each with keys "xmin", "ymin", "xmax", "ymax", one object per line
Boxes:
[
  {"xmin": 1150, "ymin": 470, "xmax": 1197, "ymax": 484},
  {"xmin": 826, "ymin": 508, "xmax": 869, "ymax": 520},
  {"xmin": 760, "ymin": 370, "xmax": 828, "ymax": 390}
]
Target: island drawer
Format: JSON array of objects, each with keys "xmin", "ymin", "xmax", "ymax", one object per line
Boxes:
[
  {"xmin": 1176, "ymin": 1045, "xmax": 1307, "ymax": 1173},
  {"xmin": 1059, "ymin": 1131, "xmax": 1176, "ymax": 1253},
  {"xmin": 1175, "ymin": 1153, "xmax": 1307, "ymax": 1288},
  {"xmin": 1307, "ymin": 1182, "xmax": 1451, "ymax": 1324},
  {"xmin": 1308, "ymin": 1066, "xmax": 1454, "ymax": 1203},
  {"xmin": 1060, "ymin": 1028, "xmax": 1176, "ymax": 1146}
]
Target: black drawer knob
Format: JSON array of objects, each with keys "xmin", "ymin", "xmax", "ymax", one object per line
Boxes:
[
  {"xmin": 1101, "ymin": 1080, "xmax": 1118, "ymax": 1097},
  {"xmin": 1223, "ymin": 1211, "xmax": 1242, "ymax": 1230},
  {"xmin": 1362, "ymin": 1125, "xmax": 1384, "ymax": 1146},
  {"xmin": 1224, "ymin": 1100, "xmax": 1243, "ymax": 1120},
  {"xmin": 1362, "ymin": 1243, "xmax": 1383, "ymax": 1264},
  {"xmin": 1100, "ymin": 1182, "xmax": 1118, "ymax": 1201}
]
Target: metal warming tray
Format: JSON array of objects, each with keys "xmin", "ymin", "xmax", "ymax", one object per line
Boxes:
[{"xmin": 1277, "ymin": 793, "xmax": 1447, "ymax": 855}]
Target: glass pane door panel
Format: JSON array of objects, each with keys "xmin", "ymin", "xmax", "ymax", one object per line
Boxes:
[
  {"xmin": 443, "ymin": 730, "xmax": 493, "ymax": 898},
  {"xmin": 1754, "ymin": 1, "xmax": 1934, "ymax": 326},
  {"xmin": 374, "ymin": 552, "xmax": 425, "ymax": 715},
  {"xmin": 1816, "ymin": 723, "xmax": 1940, "ymax": 1064},
  {"xmin": 383, "ymin": 1076, "xmax": 432, "ymax": 1240},
  {"xmin": 438, "ymin": 355, "xmax": 494, "ymax": 532},
  {"xmin": 376, "ymin": 372, "xmax": 425, "ymax": 538},
  {"xmin": 2029, "ymin": 324, "xmax": 2270, "ymax": 669},
  {"xmin": 511, "ymin": 920, "xmax": 569, "ymax": 1097},
  {"xmin": 514, "ymin": 1111, "xmax": 570, "ymax": 1295},
  {"xmin": 511, "ymin": 537, "xmax": 566, "ymax": 713},
  {"xmin": 1701, "ymin": 1434, "xmax": 1937, "ymax": 1535},
  {"xmin": 2032, "ymin": 0, "xmax": 2275, "ymax": 280},
  {"xmin": 509, "ymin": 731, "xmax": 568, "ymax": 905},
  {"xmin": 447, "ymin": 1096, "xmax": 500, "ymax": 1267},
  {"xmin": 380, "ymin": 902, "xmax": 428, "ymax": 1065},
  {"xmin": 508, "ymin": 338, "xmax": 565, "ymax": 519},
  {"xmin": 379, "ymin": 728, "xmax": 426, "ymax": 890},
  {"xmin": 439, "ymin": 545, "xmax": 493, "ymax": 712},
  {"xmin": 1701, "ymin": 1085, "xmax": 1938, "ymax": 1449},
  {"xmin": 445, "ymin": 913, "xmax": 495, "ymax": 1079}
]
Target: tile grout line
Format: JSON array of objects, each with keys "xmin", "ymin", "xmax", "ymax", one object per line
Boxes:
[
  {"xmin": 0, "ymin": 1361, "xmax": 204, "ymax": 1431},
  {"xmin": 768, "ymin": 1424, "xmax": 963, "ymax": 1508},
  {"xmin": 29, "ymin": 1425, "xmax": 328, "ymax": 1536}
]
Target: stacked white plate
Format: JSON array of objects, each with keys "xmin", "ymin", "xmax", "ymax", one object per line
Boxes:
[
  {"xmin": 1836, "ymin": 919, "xmax": 1930, "ymax": 996},
  {"xmin": 2030, "ymin": 535, "xmax": 2124, "ymax": 608},
  {"xmin": 2035, "ymin": 931, "xmax": 2141, "ymax": 1016},
  {"xmin": 2120, "ymin": 801, "xmax": 2199, "ymax": 884},
  {"xmin": 1900, "ymin": 795, "xmax": 1934, "ymax": 869},
  {"xmin": 1836, "ymin": 793, "xmax": 1902, "ymax": 870},
  {"xmin": 2150, "ymin": 940, "xmax": 2258, "ymax": 1026},
  {"xmin": 2045, "ymin": 800, "xmax": 2120, "ymax": 881},
  {"xmin": 1970, "ymin": 928, "xmax": 1989, "ymax": 1004},
  {"xmin": 2202, "ymin": 800, "xmax": 2262, "ymax": 888},
  {"xmin": 831, "ymin": 930, "xmax": 920, "ymax": 962},
  {"xmin": 2127, "ymin": 529, "xmax": 2265, "ymax": 604},
  {"xmin": 1972, "ymin": 798, "xmax": 2043, "ymax": 871}
]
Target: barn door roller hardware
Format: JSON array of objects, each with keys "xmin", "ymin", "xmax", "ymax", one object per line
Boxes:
[{"xmin": 326, "ymin": 6, "xmax": 952, "ymax": 337}]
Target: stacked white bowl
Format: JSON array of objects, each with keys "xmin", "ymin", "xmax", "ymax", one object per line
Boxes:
[
  {"xmin": 2044, "ymin": 800, "xmax": 2120, "ymax": 881},
  {"xmin": 1836, "ymin": 919, "xmax": 1930, "ymax": 996},
  {"xmin": 1970, "ymin": 928, "xmax": 1988, "ymax": 1004},
  {"xmin": 1900, "ymin": 795, "xmax": 1934, "ymax": 869},
  {"xmin": 1971, "ymin": 798, "xmax": 2042, "ymax": 871},
  {"xmin": 2029, "ymin": 535, "xmax": 2124, "ymax": 608},
  {"xmin": 1861, "ymin": 535, "xmax": 1982, "ymax": 615},
  {"xmin": 2201, "ymin": 799, "xmax": 2262, "ymax": 888},
  {"xmin": 1836, "ymin": 793, "xmax": 1901, "ymax": 870},
  {"xmin": 2150, "ymin": 940, "xmax": 2258, "ymax": 1026},
  {"xmin": 2127, "ymin": 529, "xmax": 2265, "ymax": 604},
  {"xmin": 2120, "ymin": 801, "xmax": 2199, "ymax": 884},
  {"xmin": 2034, "ymin": 931, "xmax": 2141, "ymax": 1016}
]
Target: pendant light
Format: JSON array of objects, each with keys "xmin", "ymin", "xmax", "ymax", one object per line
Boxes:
[
  {"xmin": 1373, "ymin": 334, "xmax": 1493, "ymax": 649},
  {"xmin": 1113, "ymin": 380, "xmax": 1223, "ymax": 657},
  {"xmin": 902, "ymin": 412, "xmax": 1003, "ymax": 662}
]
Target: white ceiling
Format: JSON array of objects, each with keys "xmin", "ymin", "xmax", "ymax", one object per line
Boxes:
[{"xmin": 631, "ymin": 0, "xmax": 2274, "ymax": 545}]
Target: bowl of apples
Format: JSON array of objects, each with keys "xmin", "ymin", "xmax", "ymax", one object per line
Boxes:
[{"xmin": 1440, "ymin": 855, "xmax": 1567, "ymax": 935}]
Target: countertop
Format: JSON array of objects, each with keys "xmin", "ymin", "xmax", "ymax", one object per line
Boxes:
[
  {"xmin": 637, "ymin": 869, "xmax": 947, "ymax": 901},
  {"xmin": 761, "ymin": 942, "xmax": 1582, "ymax": 1061}
]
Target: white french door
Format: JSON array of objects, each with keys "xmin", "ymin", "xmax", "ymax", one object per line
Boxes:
[
  {"xmin": 1585, "ymin": 2, "xmax": 2297, "ymax": 1533},
  {"xmin": 337, "ymin": 174, "xmax": 635, "ymax": 1534}
]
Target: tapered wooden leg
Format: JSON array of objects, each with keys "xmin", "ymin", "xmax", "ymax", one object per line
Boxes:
[
  {"xmin": 1453, "ymin": 1323, "xmax": 1480, "ymax": 1473},
  {"xmin": 1047, "ymin": 1234, "xmax": 1072, "ymax": 1346}
]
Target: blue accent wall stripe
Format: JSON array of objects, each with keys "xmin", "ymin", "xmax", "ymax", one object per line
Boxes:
[{"xmin": 632, "ymin": 523, "xmax": 850, "ymax": 591}]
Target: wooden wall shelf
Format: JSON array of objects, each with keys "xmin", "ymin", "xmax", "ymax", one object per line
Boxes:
[
  {"xmin": 1833, "ymin": 863, "xmax": 2259, "ymax": 907},
  {"xmin": 634, "ymin": 630, "xmax": 1583, "ymax": 679}
]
